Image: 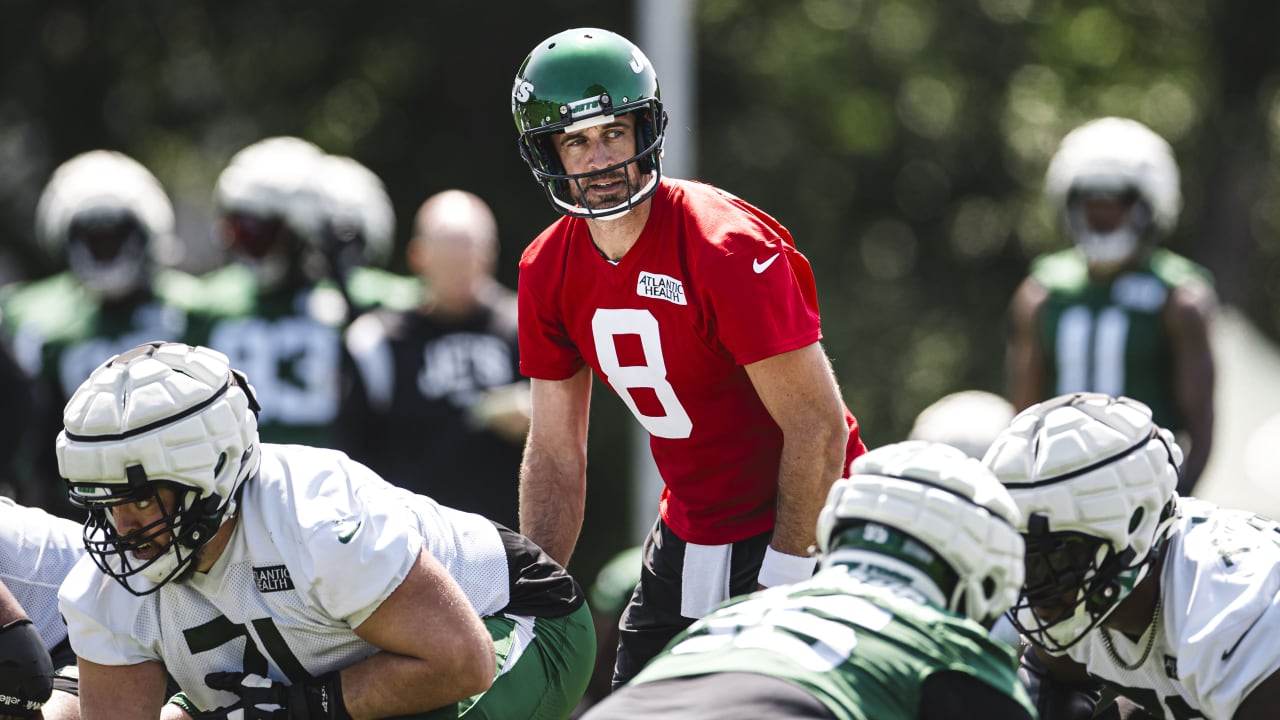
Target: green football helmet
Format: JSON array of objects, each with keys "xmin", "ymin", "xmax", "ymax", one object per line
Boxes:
[{"xmin": 512, "ymin": 27, "xmax": 667, "ymax": 220}]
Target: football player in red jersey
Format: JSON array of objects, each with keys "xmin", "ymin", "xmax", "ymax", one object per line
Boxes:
[{"xmin": 512, "ymin": 27, "xmax": 866, "ymax": 688}]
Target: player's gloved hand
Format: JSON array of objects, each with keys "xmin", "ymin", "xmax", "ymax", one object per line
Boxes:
[
  {"xmin": 198, "ymin": 671, "xmax": 351, "ymax": 720},
  {"xmin": 1019, "ymin": 649, "xmax": 1099, "ymax": 720},
  {"xmin": 0, "ymin": 618, "xmax": 54, "ymax": 719}
]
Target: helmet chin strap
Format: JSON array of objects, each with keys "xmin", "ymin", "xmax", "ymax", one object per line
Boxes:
[
  {"xmin": 558, "ymin": 170, "xmax": 658, "ymax": 222},
  {"xmin": 589, "ymin": 205, "xmax": 635, "ymax": 222}
]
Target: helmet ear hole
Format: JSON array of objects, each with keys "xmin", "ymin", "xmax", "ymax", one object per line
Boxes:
[
  {"xmin": 213, "ymin": 452, "xmax": 228, "ymax": 478},
  {"xmin": 1128, "ymin": 506, "xmax": 1145, "ymax": 533},
  {"xmin": 176, "ymin": 491, "xmax": 225, "ymax": 549}
]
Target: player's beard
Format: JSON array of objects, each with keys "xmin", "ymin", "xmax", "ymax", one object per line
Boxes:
[{"xmin": 574, "ymin": 169, "xmax": 633, "ymax": 211}]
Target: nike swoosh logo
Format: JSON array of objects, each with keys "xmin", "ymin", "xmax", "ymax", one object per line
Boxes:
[
  {"xmin": 753, "ymin": 253, "xmax": 780, "ymax": 274},
  {"xmin": 1222, "ymin": 612, "xmax": 1266, "ymax": 660},
  {"xmin": 337, "ymin": 520, "xmax": 363, "ymax": 544}
]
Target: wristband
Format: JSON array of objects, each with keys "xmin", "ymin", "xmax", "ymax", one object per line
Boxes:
[
  {"xmin": 756, "ymin": 547, "xmax": 817, "ymax": 588},
  {"xmin": 166, "ymin": 691, "xmax": 198, "ymax": 716},
  {"xmin": 288, "ymin": 671, "xmax": 352, "ymax": 720}
]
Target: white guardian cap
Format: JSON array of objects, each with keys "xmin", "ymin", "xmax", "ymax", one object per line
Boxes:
[{"xmin": 58, "ymin": 342, "xmax": 261, "ymax": 595}]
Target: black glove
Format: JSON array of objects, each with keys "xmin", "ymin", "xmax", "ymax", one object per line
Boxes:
[
  {"xmin": 197, "ymin": 671, "xmax": 350, "ymax": 720},
  {"xmin": 1019, "ymin": 649, "xmax": 1100, "ymax": 720},
  {"xmin": 0, "ymin": 619, "xmax": 53, "ymax": 719}
]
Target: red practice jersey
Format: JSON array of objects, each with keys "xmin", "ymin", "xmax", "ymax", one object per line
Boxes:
[{"xmin": 519, "ymin": 179, "xmax": 863, "ymax": 544}]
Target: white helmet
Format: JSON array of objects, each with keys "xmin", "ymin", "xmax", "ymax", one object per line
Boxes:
[
  {"xmin": 35, "ymin": 150, "xmax": 177, "ymax": 300},
  {"xmin": 1043, "ymin": 117, "xmax": 1181, "ymax": 271},
  {"xmin": 816, "ymin": 441, "xmax": 1026, "ymax": 626},
  {"xmin": 213, "ymin": 136, "xmax": 327, "ymax": 289},
  {"xmin": 58, "ymin": 342, "xmax": 261, "ymax": 595},
  {"xmin": 310, "ymin": 154, "xmax": 396, "ymax": 272},
  {"xmin": 908, "ymin": 390, "xmax": 1016, "ymax": 460},
  {"xmin": 983, "ymin": 392, "xmax": 1180, "ymax": 654}
]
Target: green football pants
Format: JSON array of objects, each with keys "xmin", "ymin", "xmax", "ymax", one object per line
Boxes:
[{"xmin": 415, "ymin": 602, "xmax": 596, "ymax": 720}]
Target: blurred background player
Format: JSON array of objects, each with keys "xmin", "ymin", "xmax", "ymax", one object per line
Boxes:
[
  {"xmin": 338, "ymin": 189, "xmax": 527, "ymax": 529},
  {"xmin": 1006, "ymin": 117, "xmax": 1217, "ymax": 496},
  {"xmin": 0, "ymin": 149, "xmax": 198, "ymax": 517},
  {"xmin": 1, "ymin": 496, "xmax": 87, "ymax": 719},
  {"xmin": 985, "ymin": 392, "xmax": 1280, "ymax": 720},
  {"xmin": 310, "ymin": 152, "xmax": 421, "ymax": 318},
  {"xmin": 0, "ymin": 339, "xmax": 34, "ymax": 500},
  {"xmin": 908, "ymin": 390, "xmax": 1017, "ymax": 462},
  {"xmin": 582, "ymin": 441, "xmax": 1033, "ymax": 720},
  {"xmin": 190, "ymin": 137, "xmax": 416, "ymax": 448}
]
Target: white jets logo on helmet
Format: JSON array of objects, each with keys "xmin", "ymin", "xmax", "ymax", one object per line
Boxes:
[{"xmin": 513, "ymin": 79, "xmax": 533, "ymax": 104}]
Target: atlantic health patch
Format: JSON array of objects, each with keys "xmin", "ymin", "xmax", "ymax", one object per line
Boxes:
[{"xmin": 253, "ymin": 565, "xmax": 295, "ymax": 593}]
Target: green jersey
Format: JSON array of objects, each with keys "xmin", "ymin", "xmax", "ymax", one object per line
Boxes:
[
  {"xmin": 183, "ymin": 264, "xmax": 418, "ymax": 447},
  {"xmin": 1030, "ymin": 248, "xmax": 1213, "ymax": 432},
  {"xmin": 0, "ymin": 268, "xmax": 202, "ymax": 516},
  {"xmin": 630, "ymin": 567, "xmax": 1033, "ymax": 720}
]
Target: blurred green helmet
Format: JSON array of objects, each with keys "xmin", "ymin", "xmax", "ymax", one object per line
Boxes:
[{"xmin": 511, "ymin": 27, "xmax": 667, "ymax": 220}]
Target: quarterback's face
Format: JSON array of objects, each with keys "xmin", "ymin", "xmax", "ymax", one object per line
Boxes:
[
  {"xmin": 109, "ymin": 485, "xmax": 180, "ymax": 562},
  {"xmin": 554, "ymin": 112, "xmax": 645, "ymax": 211}
]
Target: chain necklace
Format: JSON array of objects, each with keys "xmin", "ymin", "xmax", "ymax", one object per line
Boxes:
[{"xmin": 1100, "ymin": 591, "xmax": 1164, "ymax": 671}]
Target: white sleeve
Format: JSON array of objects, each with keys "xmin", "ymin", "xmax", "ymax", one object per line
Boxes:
[
  {"xmin": 57, "ymin": 555, "xmax": 158, "ymax": 666},
  {"xmin": 288, "ymin": 454, "xmax": 422, "ymax": 628},
  {"xmin": 1169, "ymin": 506, "xmax": 1280, "ymax": 719}
]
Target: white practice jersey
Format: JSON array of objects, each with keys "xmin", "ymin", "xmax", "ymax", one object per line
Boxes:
[
  {"xmin": 58, "ymin": 444, "xmax": 512, "ymax": 712},
  {"xmin": 1066, "ymin": 498, "xmax": 1280, "ymax": 719},
  {"xmin": 0, "ymin": 496, "xmax": 84, "ymax": 652}
]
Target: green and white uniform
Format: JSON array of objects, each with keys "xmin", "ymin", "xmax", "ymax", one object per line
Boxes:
[
  {"xmin": 58, "ymin": 444, "xmax": 591, "ymax": 718},
  {"xmin": 184, "ymin": 265, "xmax": 418, "ymax": 448},
  {"xmin": 1030, "ymin": 248, "xmax": 1212, "ymax": 431},
  {"xmin": 1065, "ymin": 498, "xmax": 1280, "ymax": 719},
  {"xmin": 0, "ymin": 497, "xmax": 84, "ymax": 656},
  {"xmin": 615, "ymin": 567, "xmax": 1033, "ymax": 720}
]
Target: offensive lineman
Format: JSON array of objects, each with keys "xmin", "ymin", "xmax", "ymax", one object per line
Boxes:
[{"xmin": 56, "ymin": 342, "xmax": 593, "ymax": 719}]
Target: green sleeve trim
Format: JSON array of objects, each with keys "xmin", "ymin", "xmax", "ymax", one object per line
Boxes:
[{"xmin": 167, "ymin": 691, "xmax": 198, "ymax": 715}]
